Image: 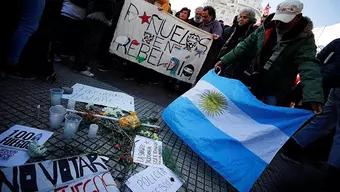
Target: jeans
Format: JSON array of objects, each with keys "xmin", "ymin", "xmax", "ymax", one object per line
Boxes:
[
  {"xmin": 8, "ymin": 0, "xmax": 45, "ymax": 64},
  {"xmin": 294, "ymin": 88, "xmax": 340, "ymax": 168}
]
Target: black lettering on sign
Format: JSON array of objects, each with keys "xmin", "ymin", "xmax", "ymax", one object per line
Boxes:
[
  {"xmin": 137, "ymin": 43, "xmax": 150, "ymax": 61},
  {"xmin": 2, "ymin": 137, "xmax": 16, "ymax": 146},
  {"xmin": 23, "ymin": 132, "xmax": 35, "ymax": 140},
  {"xmin": 147, "ymin": 15, "xmax": 163, "ymax": 35},
  {"xmin": 0, "ymin": 169, "xmax": 17, "ymax": 191},
  {"xmin": 14, "ymin": 131, "xmax": 27, "ymax": 139},
  {"xmin": 38, "ymin": 161, "xmax": 58, "ymax": 186},
  {"xmin": 7, "ymin": 130, "xmax": 19, "ymax": 138},
  {"xmin": 148, "ymin": 48, "xmax": 163, "ymax": 66},
  {"xmin": 127, "ymin": 40, "xmax": 139, "ymax": 58},
  {"xmin": 69, "ymin": 156, "xmax": 80, "ymax": 179},
  {"xmin": 58, "ymin": 159, "xmax": 74, "ymax": 183},
  {"xmin": 164, "ymin": 41, "xmax": 181, "ymax": 54},
  {"xmin": 153, "ymin": 36, "xmax": 164, "ymax": 50},
  {"xmin": 159, "ymin": 19, "xmax": 175, "ymax": 38},
  {"xmin": 170, "ymin": 25, "xmax": 185, "ymax": 44},
  {"xmin": 124, "ymin": 3, "xmax": 139, "ymax": 21},
  {"xmin": 79, "ymin": 156, "xmax": 95, "ymax": 177},
  {"xmin": 198, "ymin": 38, "xmax": 210, "ymax": 53},
  {"xmin": 116, "ymin": 37, "xmax": 131, "ymax": 54},
  {"xmin": 19, "ymin": 164, "xmax": 38, "ymax": 191},
  {"xmin": 87, "ymin": 154, "xmax": 107, "ymax": 172}
]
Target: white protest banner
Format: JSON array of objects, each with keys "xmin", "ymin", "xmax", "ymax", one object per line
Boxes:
[
  {"xmin": 126, "ymin": 165, "xmax": 183, "ymax": 192},
  {"xmin": 62, "ymin": 83, "xmax": 135, "ymax": 111},
  {"xmin": 0, "ymin": 125, "xmax": 53, "ymax": 167},
  {"xmin": 133, "ymin": 135, "xmax": 163, "ymax": 167},
  {"xmin": 0, "ymin": 154, "xmax": 112, "ymax": 192},
  {"xmin": 110, "ymin": 0, "xmax": 213, "ymax": 84}
]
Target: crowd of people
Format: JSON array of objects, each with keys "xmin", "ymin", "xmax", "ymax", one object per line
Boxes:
[{"xmin": 0, "ymin": 0, "xmax": 339, "ymax": 190}]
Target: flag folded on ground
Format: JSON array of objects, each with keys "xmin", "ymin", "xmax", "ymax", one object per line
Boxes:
[{"xmin": 162, "ymin": 70, "xmax": 313, "ymax": 192}]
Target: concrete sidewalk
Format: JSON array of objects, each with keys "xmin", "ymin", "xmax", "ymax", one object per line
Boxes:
[{"xmin": 0, "ymin": 62, "xmax": 327, "ymax": 191}]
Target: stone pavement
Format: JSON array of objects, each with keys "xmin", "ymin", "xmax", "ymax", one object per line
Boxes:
[{"xmin": 0, "ymin": 63, "xmax": 326, "ymax": 191}]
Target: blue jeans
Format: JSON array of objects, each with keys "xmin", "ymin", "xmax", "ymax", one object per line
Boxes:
[
  {"xmin": 294, "ymin": 88, "xmax": 340, "ymax": 168},
  {"xmin": 8, "ymin": 0, "xmax": 45, "ymax": 64}
]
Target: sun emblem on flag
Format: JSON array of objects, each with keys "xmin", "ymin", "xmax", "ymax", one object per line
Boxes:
[{"xmin": 199, "ymin": 90, "xmax": 228, "ymax": 117}]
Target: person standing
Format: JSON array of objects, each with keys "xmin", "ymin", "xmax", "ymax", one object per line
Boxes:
[{"xmin": 215, "ymin": 0, "xmax": 324, "ymax": 110}]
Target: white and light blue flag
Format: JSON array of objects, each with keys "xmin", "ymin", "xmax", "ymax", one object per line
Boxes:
[{"xmin": 162, "ymin": 70, "xmax": 313, "ymax": 192}]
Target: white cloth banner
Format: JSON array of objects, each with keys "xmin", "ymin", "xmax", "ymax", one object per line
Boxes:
[
  {"xmin": 62, "ymin": 83, "xmax": 135, "ymax": 111},
  {"xmin": 110, "ymin": 0, "xmax": 213, "ymax": 83},
  {"xmin": 0, "ymin": 125, "xmax": 53, "ymax": 167}
]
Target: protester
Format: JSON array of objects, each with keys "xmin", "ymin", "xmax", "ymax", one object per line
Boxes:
[
  {"xmin": 189, "ymin": 7, "xmax": 203, "ymax": 28},
  {"xmin": 215, "ymin": 0, "xmax": 324, "ymax": 111},
  {"xmin": 284, "ymin": 38, "xmax": 340, "ymax": 190},
  {"xmin": 55, "ymin": 0, "xmax": 90, "ymax": 76},
  {"xmin": 176, "ymin": 7, "xmax": 191, "ymax": 23},
  {"xmin": 197, "ymin": 6, "xmax": 223, "ymax": 81},
  {"xmin": 218, "ymin": 8, "xmax": 257, "ymax": 58},
  {"xmin": 75, "ymin": 0, "xmax": 115, "ymax": 76},
  {"xmin": 1, "ymin": 0, "xmax": 46, "ymax": 79}
]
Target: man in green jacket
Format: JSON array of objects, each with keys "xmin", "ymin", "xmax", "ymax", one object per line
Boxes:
[{"xmin": 215, "ymin": 0, "xmax": 323, "ymax": 114}]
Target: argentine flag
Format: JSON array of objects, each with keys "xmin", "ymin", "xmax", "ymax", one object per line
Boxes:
[{"xmin": 162, "ymin": 70, "xmax": 313, "ymax": 192}]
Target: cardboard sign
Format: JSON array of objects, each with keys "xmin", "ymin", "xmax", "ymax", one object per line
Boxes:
[
  {"xmin": 0, "ymin": 154, "xmax": 112, "ymax": 192},
  {"xmin": 126, "ymin": 165, "xmax": 183, "ymax": 192},
  {"xmin": 62, "ymin": 83, "xmax": 135, "ymax": 111},
  {"xmin": 110, "ymin": 0, "xmax": 213, "ymax": 83},
  {"xmin": 0, "ymin": 125, "xmax": 53, "ymax": 167},
  {"xmin": 133, "ymin": 135, "xmax": 163, "ymax": 167}
]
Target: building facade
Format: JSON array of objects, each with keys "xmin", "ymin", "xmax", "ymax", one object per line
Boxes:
[{"xmin": 205, "ymin": 0, "xmax": 263, "ymax": 26}]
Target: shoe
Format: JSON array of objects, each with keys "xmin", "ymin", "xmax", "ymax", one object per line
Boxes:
[
  {"xmin": 97, "ymin": 64, "xmax": 112, "ymax": 72},
  {"xmin": 79, "ymin": 70, "xmax": 94, "ymax": 77},
  {"xmin": 8, "ymin": 71, "xmax": 37, "ymax": 80}
]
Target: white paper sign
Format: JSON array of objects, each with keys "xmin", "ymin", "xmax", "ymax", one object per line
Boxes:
[
  {"xmin": 133, "ymin": 135, "xmax": 163, "ymax": 167},
  {"xmin": 54, "ymin": 172, "xmax": 119, "ymax": 192},
  {"xmin": 0, "ymin": 154, "xmax": 115, "ymax": 192},
  {"xmin": 126, "ymin": 165, "xmax": 183, "ymax": 192},
  {"xmin": 110, "ymin": 0, "xmax": 213, "ymax": 83},
  {"xmin": 62, "ymin": 83, "xmax": 135, "ymax": 111},
  {"xmin": 0, "ymin": 125, "xmax": 53, "ymax": 167}
]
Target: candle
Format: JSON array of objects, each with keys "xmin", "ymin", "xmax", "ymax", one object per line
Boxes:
[
  {"xmin": 50, "ymin": 88, "xmax": 64, "ymax": 106},
  {"xmin": 88, "ymin": 124, "xmax": 99, "ymax": 138},
  {"xmin": 49, "ymin": 105, "xmax": 66, "ymax": 129},
  {"xmin": 63, "ymin": 113, "xmax": 82, "ymax": 140},
  {"xmin": 64, "ymin": 122, "xmax": 77, "ymax": 139}
]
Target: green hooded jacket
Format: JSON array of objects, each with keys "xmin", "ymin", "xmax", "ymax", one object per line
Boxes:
[{"xmin": 220, "ymin": 14, "xmax": 324, "ymax": 104}]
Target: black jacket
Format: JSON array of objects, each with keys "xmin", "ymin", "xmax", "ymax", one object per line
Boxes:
[{"xmin": 317, "ymin": 38, "xmax": 340, "ymax": 88}]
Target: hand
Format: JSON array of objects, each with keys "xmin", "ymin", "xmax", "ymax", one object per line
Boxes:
[
  {"xmin": 212, "ymin": 33, "xmax": 220, "ymax": 40},
  {"xmin": 214, "ymin": 61, "xmax": 223, "ymax": 75},
  {"xmin": 309, "ymin": 102, "xmax": 323, "ymax": 114}
]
